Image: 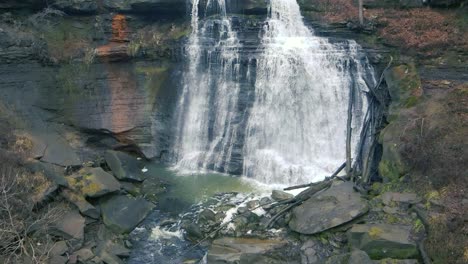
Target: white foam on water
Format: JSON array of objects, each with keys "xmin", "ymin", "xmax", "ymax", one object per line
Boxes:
[{"xmin": 150, "ymin": 226, "xmax": 184, "ymax": 241}]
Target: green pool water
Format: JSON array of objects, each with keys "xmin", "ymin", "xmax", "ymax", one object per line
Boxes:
[{"xmin": 144, "ymin": 163, "xmax": 263, "ymax": 208}]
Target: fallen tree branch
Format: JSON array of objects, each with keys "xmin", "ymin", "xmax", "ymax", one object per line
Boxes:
[
  {"xmin": 284, "ymin": 162, "xmax": 346, "ymax": 191},
  {"xmin": 266, "ymin": 200, "xmax": 302, "ymax": 228}
]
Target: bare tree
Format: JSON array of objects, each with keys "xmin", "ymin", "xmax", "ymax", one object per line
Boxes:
[{"xmin": 0, "ymin": 161, "xmax": 62, "ymax": 263}]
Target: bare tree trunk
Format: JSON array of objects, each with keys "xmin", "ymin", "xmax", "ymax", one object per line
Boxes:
[
  {"xmin": 346, "ymin": 82, "xmax": 354, "ymax": 178},
  {"xmin": 359, "ymin": 0, "xmax": 364, "ymax": 25}
]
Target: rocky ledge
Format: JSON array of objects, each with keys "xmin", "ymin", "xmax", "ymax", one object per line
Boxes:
[
  {"xmin": 22, "ymin": 148, "xmax": 165, "ymax": 264},
  {"xmin": 177, "ymin": 180, "xmax": 428, "ymax": 264}
]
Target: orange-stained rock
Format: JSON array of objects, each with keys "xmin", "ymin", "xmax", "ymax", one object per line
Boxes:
[
  {"xmin": 95, "ymin": 14, "xmax": 131, "ymax": 61},
  {"xmin": 111, "ymin": 14, "xmax": 129, "ymax": 43},
  {"xmin": 95, "ymin": 42, "xmax": 129, "ymax": 61}
]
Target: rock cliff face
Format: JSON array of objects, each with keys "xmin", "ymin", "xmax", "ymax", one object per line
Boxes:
[{"xmin": 0, "ymin": 0, "xmax": 274, "ymax": 161}]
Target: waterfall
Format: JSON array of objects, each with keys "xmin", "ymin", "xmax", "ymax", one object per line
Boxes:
[
  {"xmin": 243, "ymin": 0, "xmax": 374, "ymax": 185},
  {"xmin": 173, "ymin": 0, "xmax": 245, "ymax": 173},
  {"xmin": 172, "ymin": 0, "xmax": 376, "ymax": 185}
]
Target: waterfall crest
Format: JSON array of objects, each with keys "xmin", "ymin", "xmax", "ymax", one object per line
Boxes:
[{"xmin": 172, "ymin": 0, "xmax": 376, "ymax": 185}]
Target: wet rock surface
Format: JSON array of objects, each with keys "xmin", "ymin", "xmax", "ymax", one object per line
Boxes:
[{"xmin": 104, "ymin": 150, "xmax": 145, "ymax": 182}]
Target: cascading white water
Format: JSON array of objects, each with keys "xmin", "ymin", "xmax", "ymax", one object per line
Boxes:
[
  {"xmin": 243, "ymin": 0, "xmax": 374, "ymax": 185},
  {"xmin": 173, "ymin": 0, "xmax": 244, "ymax": 172},
  {"xmin": 173, "ymin": 0, "xmax": 375, "ymax": 185}
]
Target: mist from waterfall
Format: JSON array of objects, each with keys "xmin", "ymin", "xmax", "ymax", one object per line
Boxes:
[{"xmin": 172, "ymin": 0, "xmax": 376, "ymax": 185}]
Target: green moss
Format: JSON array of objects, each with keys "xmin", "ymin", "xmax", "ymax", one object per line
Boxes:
[
  {"xmin": 81, "ymin": 181, "xmax": 102, "ymax": 196},
  {"xmin": 404, "ymin": 96, "xmax": 418, "ymax": 108},
  {"xmin": 386, "ymin": 215, "xmax": 399, "ymax": 224},
  {"xmin": 378, "ymin": 160, "xmax": 403, "ymax": 181},
  {"xmin": 413, "ymin": 219, "xmax": 424, "ymax": 232},
  {"xmin": 368, "ymin": 227, "xmax": 384, "ymax": 239}
]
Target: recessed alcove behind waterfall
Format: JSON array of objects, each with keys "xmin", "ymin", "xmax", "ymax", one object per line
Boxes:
[{"xmin": 170, "ymin": 0, "xmax": 377, "ymax": 186}]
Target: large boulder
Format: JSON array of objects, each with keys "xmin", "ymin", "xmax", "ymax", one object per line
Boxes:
[
  {"xmin": 104, "ymin": 150, "xmax": 145, "ymax": 182},
  {"xmin": 207, "ymin": 237, "xmax": 291, "ymax": 264},
  {"xmin": 67, "ymin": 167, "xmax": 121, "ymax": 198},
  {"xmin": 100, "ymin": 195, "xmax": 154, "ymax": 233},
  {"xmin": 347, "ymin": 224, "xmax": 419, "ymax": 260},
  {"xmin": 288, "ymin": 181, "xmax": 369, "ymax": 234}
]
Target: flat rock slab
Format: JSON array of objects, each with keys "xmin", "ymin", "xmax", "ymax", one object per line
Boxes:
[
  {"xmin": 289, "ymin": 181, "xmax": 369, "ymax": 234},
  {"xmin": 101, "ymin": 195, "xmax": 154, "ymax": 233},
  {"xmin": 37, "ymin": 132, "xmax": 82, "ymax": 167},
  {"xmin": 51, "ymin": 211, "xmax": 85, "ymax": 242},
  {"xmin": 207, "ymin": 237, "xmax": 288, "ymax": 264},
  {"xmin": 67, "ymin": 167, "xmax": 121, "ymax": 198},
  {"xmin": 347, "ymin": 224, "xmax": 418, "ymax": 260},
  {"xmin": 104, "ymin": 150, "xmax": 145, "ymax": 182}
]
